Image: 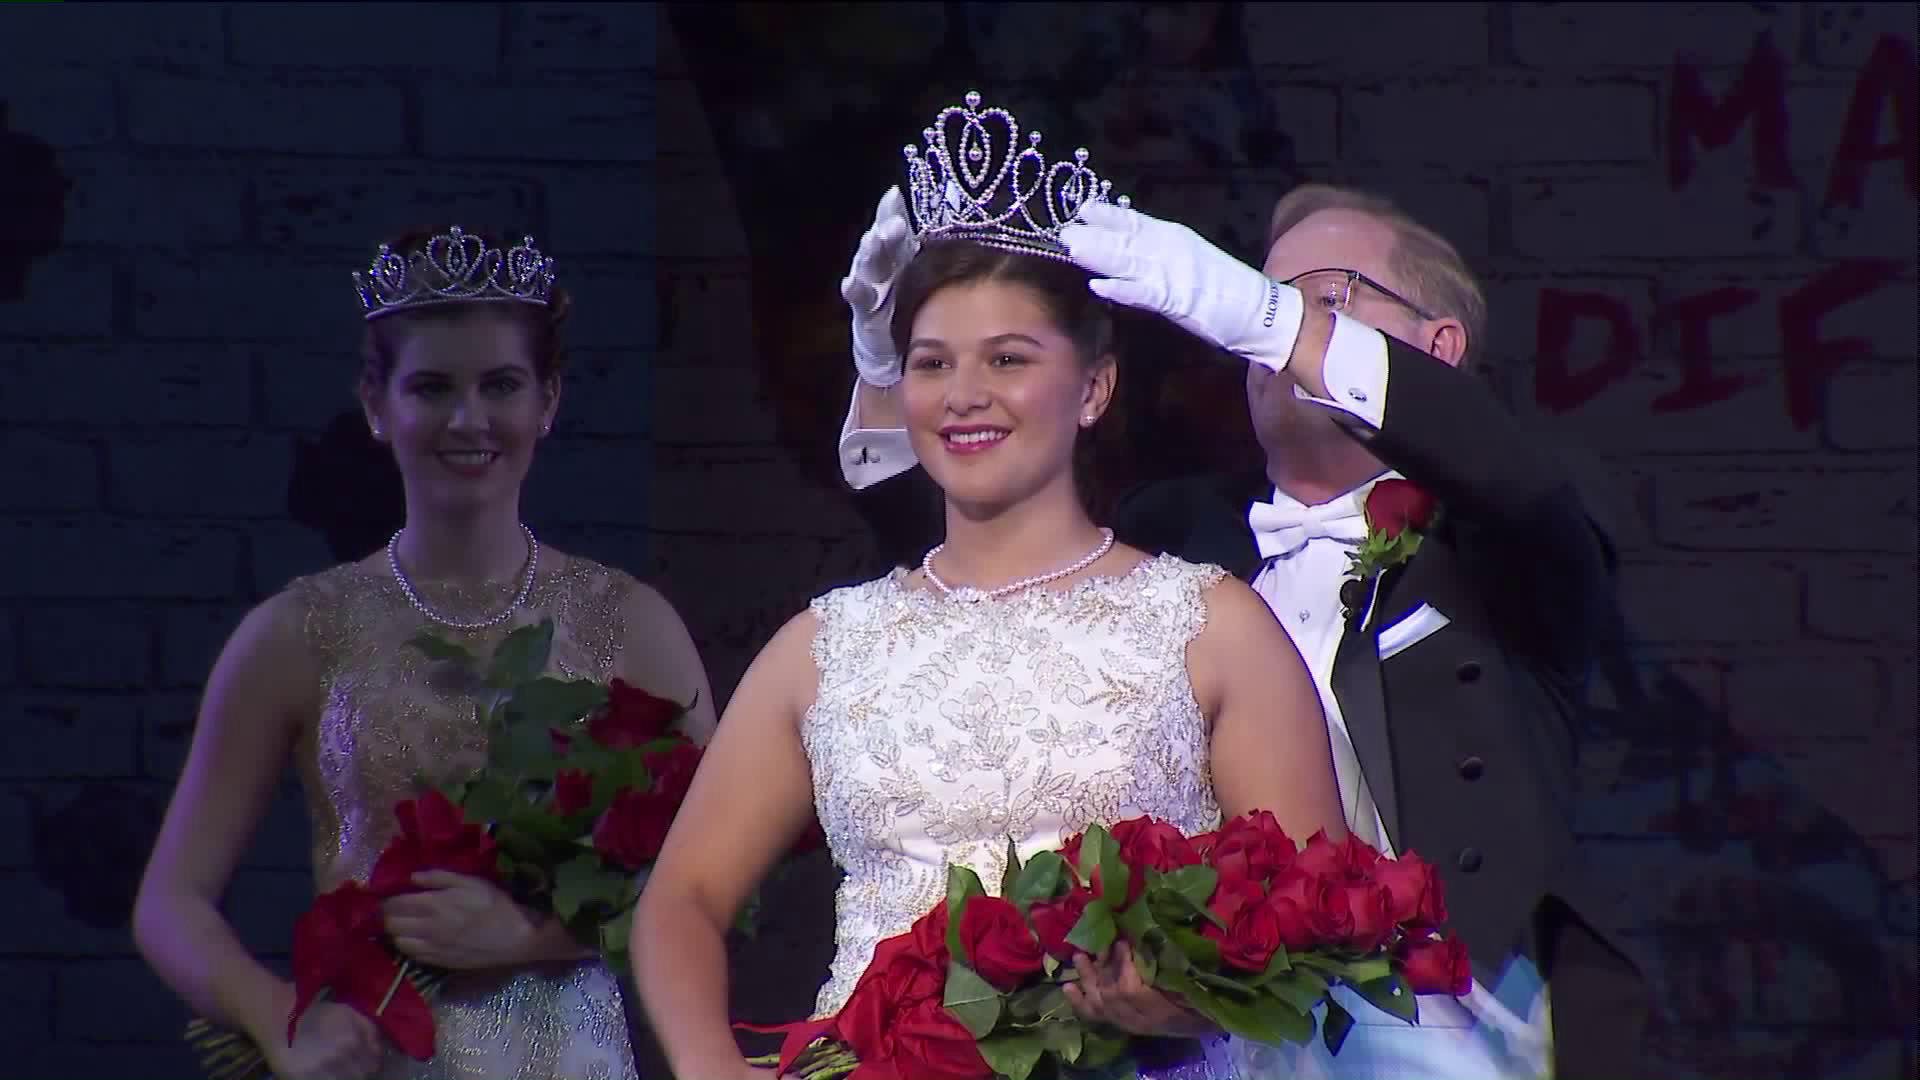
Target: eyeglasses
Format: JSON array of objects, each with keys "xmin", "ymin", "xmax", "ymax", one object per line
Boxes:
[{"xmin": 1284, "ymin": 268, "xmax": 1437, "ymax": 321}]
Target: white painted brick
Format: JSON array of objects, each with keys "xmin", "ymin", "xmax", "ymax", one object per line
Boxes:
[
  {"xmin": 1512, "ymin": 177, "xmax": 1804, "ymax": 257},
  {"xmin": 1811, "ymin": 3, "xmax": 1919, "ymax": 69},
  {"xmin": 1617, "ymin": 559, "xmax": 1800, "ymax": 643},
  {"xmin": 653, "ymin": 160, "xmax": 749, "ymax": 259},
  {"xmin": 0, "ymin": 66, "xmax": 116, "ymax": 149},
  {"xmin": 20, "ymin": 607, "xmax": 150, "ymax": 690},
  {"xmin": 58, "ymin": 153, "xmax": 249, "ymax": 250},
  {"xmin": 654, "ymin": 270, "xmax": 753, "ymax": 367},
  {"xmin": 646, "ymin": 452, "xmax": 869, "ymax": 538},
  {"xmin": 649, "ymin": 364, "xmax": 778, "ymax": 445},
  {"xmin": 0, "ymin": 344, "xmax": 252, "ymax": 426},
  {"xmin": 656, "ymin": 77, "xmax": 723, "ymax": 159},
  {"xmin": 1786, "ymin": 262, "xmax": 1917, "ymax": 361},
  {"xmin": 259, "ymin": 349, "xmax": 362, "ymax": 431},
  {"xmin": 1774, "ymin": 734, "xmax": 1919, "ymax": 843},
  {"xmin": 1068, "ymin": 77, "xmax": 1339, "ymax": 171},
  {"xmin": 1512, "ymin": 3, "xmax": 1798, "ymax": 67},
  {"xmin": 1652, "ymin": 466, "xmax": 1916, "ymax": 553},
  {"xmin": 133, "ymin": 254, "xmax": 357, "ymax": 346},
  {"xmin": 1810, "ymin": 172, "xmax": 1920, "ymax": 259},
  {"xmin": 1804, "ymin": 559, "xmax": 1918, "ymax": 643},
  {"xmin": 1291, "ymin": 176, "xmax": 1493, "ymax": 260},
  {"xmin": 0, "ymin": 433, "xmax": 98, "ymax": 512},
  {"xmin": 557, "ymin": 352, "xmax": 653, "ymax": 437},
  {"xmin": 0, "ymin": 523, "xmax": 240, "ymax": 600},
  {"xmin": 0, "ymin": 870, "xmax": 141, "ymax": 954},
  {"xmin": 1787, "ymin": 84, "xmax": 1863, "ymax": 166},
  {"xmin": 510, "ymin": 2, "xmax": 659, "ymax": 72},
  {"xmin": 255, "ymin": 164, "xmax": 545, "ymax": 252},
  {"xmin": 421, "ymin": 85, "xmax": 655, "ymax": 162},
  {"xmin": 544, "ymin": 168, "xmax": 657, "ymax": 258},
  {"xmin": 1729, "ymin": 655, "xmax": 1884, "ymax": 739},
  {"xmin": 965, "ymin": 3, "xmax": 1157, "ymax": 83},
  {"xmin": 554, "ymin": 264, "xmax": 654, "ymax": 351},
  {"xmin": 1244, "ymin": 3, "xmax": 1488, "ymax": 68},
  {"xmin": 230, "ymin": 2, "xmax": 501, "ymax": 71},
  {"xmin": 1826, "ymin": 365, "xmax": 1918, "ymax": 451},
  {"xmin": 107, "ymin": 432, "xmax": 296, "ymax": 518},
  {"xmin": 126, "ymin": 71, "xmax": 406, "ymax": 155},
  {"xmin": 1348, "ymin": 82, "xmax": 1655, "ymax": 165},
  {"xmin": 0, "ymin": 4, "xmax": 223, "ymax": 65},
  {"xmin": 0, "ymin": 699, "xmax": 138, "ymax": 779},
  {"xmin": 0, "ymin": 255, "xmax": 114, "ymax": 341},
  {"xmin": 247, "ymin": 522, "xmax": 341, "ymax": 599},
  {"xmin": 1524, "ymin": 356, "xmax": 1824, "ymax": 455},
  {"xmin": 521, "ymin": 438, "xmax": 655, "ymax": 528}
]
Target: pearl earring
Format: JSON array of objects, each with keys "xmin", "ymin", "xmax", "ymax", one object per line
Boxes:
[{"xmin": 1081, "ymin": 415, "xmax": 1095, "ymax": 426}]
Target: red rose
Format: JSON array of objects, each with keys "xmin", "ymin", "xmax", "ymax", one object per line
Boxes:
[
  {"xmin": 957, "ymin": 896, "xmax": 1046, "ymax": 990},
  {"xmin": 1293, "ymin": 829, "xmax": 1380, "ymax": 884},
  {"xmin": 1058, "ymin": 831, "xmax": 1085, "ymax": 872},
  {"xmin": 1220, "ymin": 898, "xmax": 1285, "ymax": 972},
  {"xmin": 1333, "ymin": 882, "xmax": 1396, "ymax": 952},
  {"xmin": 367, "ymin": 789, "xmax": 499, "ymax": 896},
  {"xmin": 588, "ymin": 678, "xmax": 684, "ymax": 748},
  {"xmin": 1364, "ymin": 478, "xmax": 1437, "ymax": 540},
  {"xmin": 1398, "ymin": 936, "xmax": 1472, "ymax": 996},
  {"xmin": 889, "ymin": 997, "xmax": 994, "ymax": 1080},
  {"xmin": 1200, "ymin": 876, "xmax": 1267, "ymax": 947},
  {"xmin": 289, "ymin": 882, "xmax": 434, "ymax": 1060},
  {"xmin": 1111, "ymin": 817, "xmax": 1205, "ymax": 874},
  {"xmin": 1268, "ymin": 866, "xmax": 1349, "ymax": 947},
  {"xmin": 643, "ymin": 738, "xmax": 703, "ymax": 804},
  {"xmin": 1028, "ymin": 887, "xmax": 1092, "ymax": 963},
  {"xmin": 550, "ymin": 727, "xmax": 574, "ymax": 754},
  {"xmin": 1369, "ymin": 852, "xmax": 1447, "ymax": 927},
  {"xmin": 550, "ymin": 769, "xmax": 593, "ymax": 817},
  {"xmin": 591, "ymin": 790, "xmax": 676, "ymax": 870},
  {"xmin": 1208, "ymin": 811, "xmax": 1297, "ymax": 887}
]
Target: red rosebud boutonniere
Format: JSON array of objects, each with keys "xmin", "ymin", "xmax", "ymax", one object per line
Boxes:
[{"xmin": 1342, "ymin": 478, "xmax": 1437, "ymax": 627}]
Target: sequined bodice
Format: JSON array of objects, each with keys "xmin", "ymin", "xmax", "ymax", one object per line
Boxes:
[
  {"xmin": 803, "ymin": 554, "xmax": 1228, "ymax": 1018},
  {"xmin": 283, "ymin": 554, "xmax": 639, "ymax": 1080}
]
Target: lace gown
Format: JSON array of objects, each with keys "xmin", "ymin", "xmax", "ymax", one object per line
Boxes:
[
  {"xmin": 286, "ymin": 555, "xmax": 640, "ymax": 1080},
  {"xmin": 805, "ymin": 554, "xmax": 1264, "ymax": 1078}
]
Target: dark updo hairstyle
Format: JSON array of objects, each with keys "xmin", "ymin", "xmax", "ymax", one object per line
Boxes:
[
  {"xmin": 358, "ymin": 224, "xmax": 573, "ymax": 390},
  {"xmin": 887, "ymin": 238, "xmax": 1114, "ymax": 369},
  {"xmin": 886, "ymin": 238, "xmax": 1121, "ymax": 513}
]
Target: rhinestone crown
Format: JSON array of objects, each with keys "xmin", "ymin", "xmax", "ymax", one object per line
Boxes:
[
  {"xmin": 353, "ymin": 225, "xmax": 555, "ymax": 321},
  {"xmin": 903, "ymin": 90, "xmax": 1128, "ymax": 261}
]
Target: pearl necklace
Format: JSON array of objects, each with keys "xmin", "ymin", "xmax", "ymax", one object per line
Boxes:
[
  {"xmin": 387, "ymin": 524, "xmax": 539, "ymax": 631},
  {"xmin": 922, "ymin": 528, "xmax": 1115, "ymax": 601}
]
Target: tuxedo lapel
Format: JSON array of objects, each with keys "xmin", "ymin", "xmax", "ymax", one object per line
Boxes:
[{"xmin": 1331, "ymin": 623, "xmax": 1398, "ymax": 851}]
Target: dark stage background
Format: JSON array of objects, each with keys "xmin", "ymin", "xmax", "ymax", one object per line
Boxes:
[{"xmin": 1, "ymin": 3, "xmax": 1914, "ymax": 1078}]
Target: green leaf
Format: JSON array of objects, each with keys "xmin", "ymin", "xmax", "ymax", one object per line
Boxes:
[
  {"xmin": 942, "ymin": 960, "xmax": 1004, "ymax": 1040},
  {"xmin": 1166, "ymin": 927, "xmax": 1220, "ymax": 970},
  {"xmin": 976, "ymin": 1030, "xmax": 1046, "ymax": 1080},
  {"xmin": 1035, "ymin": 1020, "xmax": 1082, "ymax": 1061},
  {"xmin": 1322, "ymin": 997, "xmax": 1356, "ymax": 1055},
  {"xmin": 458, "ymin": 775, "xmax": 522, "ymax": 825},
  {"xmin": 486, "ymin": 620, "xmax": 555, "ymax": 688},
  {"xmin": 1008, "ymin": 851, "xmax": 1067, "ymax": 912},
  {"xmin": 1001, "ymin": 837, "xmax": 1023, "ymax": 899},
  {"xmin": 408, "ymin": 631, "xmax": 479, "ymax": 667},
  {"xmin": 1250, "ymin": 942, "xmax": 1294, "ymax": 986},
  {"xmin": 1075, "ymin": 824, "xmax": 1114, "ymax": 886},
  {"xmin": 492, "ymin": 713, "xmax": 559, "ymax": 779},
  {"xmin": 1096, "ymin": 837, "xmax": 1130, "ymax": 916},
  {"xmin": 1263, "ymin": 967, "xmax": 1330, "ymax": 1014},
  {"xmin": 552, "ymin": 854, "xmax": 628, "ymax": 922},
  {"xmin": 599, "ymin": 906, "xmax": 633, "ymax": 957},
  {"xmin": 1148, "ymin": 876, "xmax": 1223, "ymax": 930},
  {"xmin": 1075, "ymin": 1028, "xmax": 1131, "ymax": 1070},
  {"xmin": 1191, "ymin": 969, "xmax": 1260, "ymax": 998},
  {"xmin": 1115, "ymin": 894, "xmax": 1160, "ymax": 945},
  {"xmin": 945, "ymin": 864, "xmax": 987, "ymax": 963},
  {"xmin": 1185, "ymin": 987, "xmax": 1314, "ymax": 1048},
  {"xmin": 1007, "ymin": 984, "xmax": 1072, "ymax": 1026},
  {"xmin": 1352, "ymin": 973, "xmax": 1418, "ymax": 1024},
  {"xmin": 1155, "ymin": 865, "xmax": 1218, "ymax": 909},
  {"xmin": 1332, "ymin": 954, "xmax": 1394, "ymax": 986},
  {"xmin": 508, "ymin": 677, "xmax": 608, "ymax": 728},
  {"xmin": 1064, "ymin": 898, "xmax": 1116, "ymax": 957}
]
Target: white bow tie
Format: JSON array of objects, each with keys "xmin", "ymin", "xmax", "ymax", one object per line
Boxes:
[{"xmin": 1247, "ymin": 495, "xmax": 1369, "ymax": 560}]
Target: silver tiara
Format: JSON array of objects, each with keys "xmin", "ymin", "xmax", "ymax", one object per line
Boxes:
[
  {"xmin": 353, "ymin": 226, "xmax": 556, "ymax": 321},
  {"xmin": 903, "ymin": 90, "xmax": 1129, "ymax": 261}
]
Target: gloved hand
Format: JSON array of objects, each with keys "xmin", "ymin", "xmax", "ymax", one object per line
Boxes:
[
  {"xmin": 842, "ymin": 186, "xmax": 920, "ymax": 388},
  {"xmin": 1060, "ymin": 201, "xmax": 1305, "ymax": 374}
]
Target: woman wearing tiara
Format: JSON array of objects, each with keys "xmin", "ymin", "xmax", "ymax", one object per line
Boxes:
[
  {"xmin": 133, "ymin": 225, "xmax": 715, "ymax": 1080},
  {"xmin": 631, "ymin": 94, "xmax": 1348, "ymax": 1079}
]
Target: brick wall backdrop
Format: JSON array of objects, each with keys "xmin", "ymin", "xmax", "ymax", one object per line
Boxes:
[{"xmin": 0, "ymin": 3, "xmax": 1914, "ymax": 1078}]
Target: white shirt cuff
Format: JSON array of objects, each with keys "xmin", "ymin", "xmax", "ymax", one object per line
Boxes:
[
  {"xmin": 837, "ymin": 383, "xmax": 917, "ymax": 490},
  {"xmin": 1290, "ymin": 312, "xmax": 1389, "ymax": 430}
]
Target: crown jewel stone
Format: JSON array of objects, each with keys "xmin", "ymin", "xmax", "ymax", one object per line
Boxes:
[{"xmin": 901, "ymin": 91, "xmax": 1128, "ymax": 262}]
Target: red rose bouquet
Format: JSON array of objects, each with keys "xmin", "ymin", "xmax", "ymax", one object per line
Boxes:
[
  {"xmin": 744, "ymin": 813, "xmax": 1471, "ymax": 1080},
  {"xmin": 187, "ymin": 619, "xmax": 812, "ymax": 1078}
]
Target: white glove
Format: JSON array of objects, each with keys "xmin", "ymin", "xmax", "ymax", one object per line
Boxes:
[
  {"xmin": 1059, "ymin": 201, "xmax": 1305, "ymax": 374},
  {"xmin": 842, "ymin": 186, "xmax": 921, "ymax": 389}
]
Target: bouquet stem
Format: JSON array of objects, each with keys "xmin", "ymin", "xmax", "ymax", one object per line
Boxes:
[{"xmin": 746, "ymin": 1039, "xmax": 860, "ymax": 1080}]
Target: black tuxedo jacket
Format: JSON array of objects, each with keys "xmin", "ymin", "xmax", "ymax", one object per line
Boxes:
[{"xmin": 1111, "ymin": 340, "xmax": 1641, "ymax": 992}]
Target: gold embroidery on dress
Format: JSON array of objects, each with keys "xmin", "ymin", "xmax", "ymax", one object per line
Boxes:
[
  {"xmin": 801, "ymin": 554, "xmax": 1228, "ymax": 1021},
  {"xmin": 284, "ymin": 553, "xmax": 640, "ymax": 1080}
]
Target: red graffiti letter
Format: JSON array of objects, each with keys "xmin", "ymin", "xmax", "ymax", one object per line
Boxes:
[
  {"xmin": 1825, "ymin": 34, "xmax": 1919, "ymax": 209},
  {"xmin": 1668, "ymin": 32, "xmax": 1795, "ymax": 191},
  {"xmin": 1650, "ymin": 287, "xmax": 1760, "ymax": 412},
  {"xmin": 1778, "ymin": 260, "xmax": 1903, "ymax": 430},
  {"xmin": 1535, "ymin": 289, "xmax": 1644, "ymax": 412}
]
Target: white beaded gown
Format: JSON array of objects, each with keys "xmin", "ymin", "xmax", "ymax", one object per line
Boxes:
[{"xmin": 802, "ymin": 554, "xmax": 1264, "ymax": 1079}]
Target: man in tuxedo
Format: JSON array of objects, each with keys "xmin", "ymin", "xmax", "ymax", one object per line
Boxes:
[{"xmin": 835, "ymin": 184, "xmax": 1647, "ymax": 1077}]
